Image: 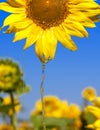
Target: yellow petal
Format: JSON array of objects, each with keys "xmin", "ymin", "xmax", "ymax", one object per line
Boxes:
[
  {"xmin": 86, "ymin": 124, "xmax": 94, "ymax": 129},
  {"xmin": 67, "ymin": 21, "xmax": 88, "ymax": 37},
  {"xmin": 94, "ymin": 120, "xmax": 100, "ymax": 128},
  {"xmin": 69, "ymin": 0, "xmax": 93, "ymax": 4},
  {"xmin": 84, "ymin": 9, "xmax": 100, "ymax": 18},
  {"xmin": 63, "ymin": 23, "xmax": 85, "ymax": 37},
  {"xmin": 0, "ymin": 2, "xmax": 25, "ymax": 13},
  {"xmin": 7, "ymin": 0, "xmax": 26, "ymax": 7},
  {"xmin": 11, "ymin": 18, "xmax": 33, "ymax": 29},
  {"xmin": 82, "ymin": 21, "xmax": 96, "ymax": 28},
  {"xmin": 35, "ymin": 29, "xmax": 57, "ymax": 62},
  {"xmin": 13, "ymin": 24, "xmax": 34, "ymax": 42},
  {"xmin": 67, "ymin": 12, "xmax": 96, "ymax": 28},
  {"xmin": 35, "ymin": 36, "xmax": 44, "ymax": 62},
  {"xmin": 2, "ymin": 13, "xmax": 26, "ymax": 27},
  {"xmin": 43, "ymin": 29, "xmax": 57, "ymax": 60},
  {"xmin": 75, "ymin": 2, "xmax": 99, "ymax": 9},
  {"xmin": 24, "ymin": 25, "xmax": 43, "ymax": 49},
  {"xmin": 86, "ymin": 106, "xmax": 100, "ymax": 119},
  {"xmin": 54, "ymin": 26, "xmax": 77, "ymax": 51}
]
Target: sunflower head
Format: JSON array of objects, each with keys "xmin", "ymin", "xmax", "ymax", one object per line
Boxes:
[
  {"xmin": 0, "ymin": 59, "xmax": 22, "ymax": 92},
  {"xmin": 27, "ymin": 0, "xmax": 68, "ymax": 29},
  {"xmin": 0, "ymin": 0, "xmax": 100, "ymax": 63},
  {"xmin": 32, "ymin": 96, "xmax": 63, "ymax": 117},
  {"xmin": 35, "ymin": 96, "xmax": 61, "ymax": 111},
  {"xmin": 82, "ymin": 87, "xmax": 97, "ymax": 101}
]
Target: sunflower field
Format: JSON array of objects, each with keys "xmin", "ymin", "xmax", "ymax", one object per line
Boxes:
[{"xmin": 0, "ymin": 58, "xmax": 100, "ymax": 130}]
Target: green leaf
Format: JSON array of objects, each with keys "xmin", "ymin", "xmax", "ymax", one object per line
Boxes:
[
  {"xmin": 30, "ymin": 115, "xmax": 74, "ymax": 130},
  {"xmin": 86, "ymin": 112, "xmax": 97, "ymax": 124},
  {"xmin": 0, "ymin": 103, "xmax": 19, "ymax": 113},
  {"xmin": 16, "ymin": 85, "xmax": 31, "ymax": 95}
]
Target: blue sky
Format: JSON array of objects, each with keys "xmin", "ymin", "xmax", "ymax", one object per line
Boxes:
[{"xmin": 0, "ymin": 0, "xmax": 100, "ymax": 119}]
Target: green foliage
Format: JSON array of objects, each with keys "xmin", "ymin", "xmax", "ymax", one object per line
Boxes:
[
  {"xmin": 0, "ymin": 101, "xmax": 19, "ymax": 114},
  {"xmin": 30, "ymin": 115, "xmax": 75, "ymax": 130},
  {"xmin": 16, "ymin": 85, "xmax": 31, "ymax": 95},
  {"xmin": 80, "ymin": 112, "xmax": 96, "ymax": 130},
  {"xmin": 86, "ymin": 112, "xmax": 96, "ymax": 124}
]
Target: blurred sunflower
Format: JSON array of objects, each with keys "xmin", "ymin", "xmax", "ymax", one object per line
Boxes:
[
  {"xmin": 0, "ymin": 0, "xmax": 100, "ymax": 63},
  {"xmin": 32, "ymin": 96, "xmax": 81, "ymax": 119},
  {"xmin": 86, "ymin": 119, "xmax": 100, "ymax": 130},
  {"xmin": 3, "ymin": 96, "xmax": 21, "ymax": 115},
  {"xmin": 82, "ymin": 87, "xmax": 97, "ymax": 101},
  {"xmin": 85, "ymin": 105, "xmax": 100, "ymax": 119},
  {"xmin": 19, "ymin": 121, "xmax": 33, "ymax": 130},
  {"xmin": 0, "ymin": 123, "xmax": 13, "ymax": 130},
  {"xmin": 33, "ymin": 96, "xmax": 62, "ymax": 117},
  {"xmin": 0, "ymin": 59, "xmax": 22, "ymax": 92},
  {"xmin": 31, "ymin": 96, "xmax": 82, "ymax": 129},
  {"xmin": 93, "ymin": 97, "xmax": 100, "ymax": 107}
]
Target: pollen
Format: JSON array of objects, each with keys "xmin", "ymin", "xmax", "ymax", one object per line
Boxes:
[{"xmin": 27, "ymin": 0, "xmax": 68, "ymax": 29}]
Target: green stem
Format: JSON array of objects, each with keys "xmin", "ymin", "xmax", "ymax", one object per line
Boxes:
[
  {"xmin": 9, "ymin": 92, "xmax": 17, "ymax": 130},
  {"xmin": 40, "ymin": 63, "xmax": 46, "ymax": 130}
]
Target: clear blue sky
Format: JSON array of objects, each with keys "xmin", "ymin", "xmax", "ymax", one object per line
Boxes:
[{"xmin": 0, "ymin": 0, "xmax": 100, "ymax": 119}]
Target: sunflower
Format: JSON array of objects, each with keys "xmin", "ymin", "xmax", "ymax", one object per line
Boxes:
[
  {"xmin": 86, "ymin": 119, "xmax": 100, "ymax": 129},
  {"xmin": 0, "ymin": 123, "xmax": 13, "ymax": 130},
  {"xmin": 33, "ymin": 96, "xmax": 62, "ymax": 117},
  {"xmin": 0, "ymin": 0, "xmax": 100, "ymax": 63},
  {"xmin": 0, "ymin": 59, "xmax": 22, "ymax": 92},
  {"xmin": 82, "ymin": 87, "xmax": 97, "ymax": 101}
]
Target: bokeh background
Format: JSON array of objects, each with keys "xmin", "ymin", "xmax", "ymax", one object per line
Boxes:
[{"xmin": 0, "ymin": 0, "xmax": 100, "ymax": 120}]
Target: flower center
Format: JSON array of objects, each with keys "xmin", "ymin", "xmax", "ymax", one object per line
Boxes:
[{"xmin": 27, "ymin": 0, "xmax": 68, "ymax": 29}]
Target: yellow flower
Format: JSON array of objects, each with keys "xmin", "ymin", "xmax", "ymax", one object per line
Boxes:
[
  {"xmin": 66, "ymin": 104, "xmax": 81, "ymax": 119},
  {"xmin": 3, "ymin": 96, "xmax": 21, "ymax": 115},
  {"xmin": 85, "ymin": 105, "xmax": 100, "ymax": 119},
  {"xmin": 33, "ymin": 96, "xmax": 62, "ymax": 117},
  {"xmin": 32, "ymin": 95, "xmax": 81, "ymax": 121},
  {"xmin": 0, "ymin": 59, "xmax": 22, "ymax": 91},
  {"xmin": 19, "ymin": 122, "xmax": 33, "ymax": 130},
  {"xmin": 61, "ymin": 103, "xmax": 82, "ymax": 129},
  {"xmin": 82, "ymin": 87, "xmax": 97, "ymax": 101},
  {"xmin": 31, "ymin": 96, "xmax": 82, "ymax": 130},
  {"xmin": 74, "ymin": 118, "xmax": 82, "ymax": 130},
  {"xmin": 0, "ymin": 0, "xmax": 100, "ymax": 63},
  {"xmin": 92, "ymin": 97, "xmax": 100, "ymax": 107},
  {"xmin": 86, "ymin": 119, "xmax": 100, "ymax": 130},
  {"xmin": 36, "ymin": 96, "xmax": 61, "ymax": 111},
  {"xmin": 60, "ymin": 100, "xmax": 69, "ymax": 116},
  {"xmin": 0, "ymin": 123, "xmax": 13, "ymax": 130}
]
